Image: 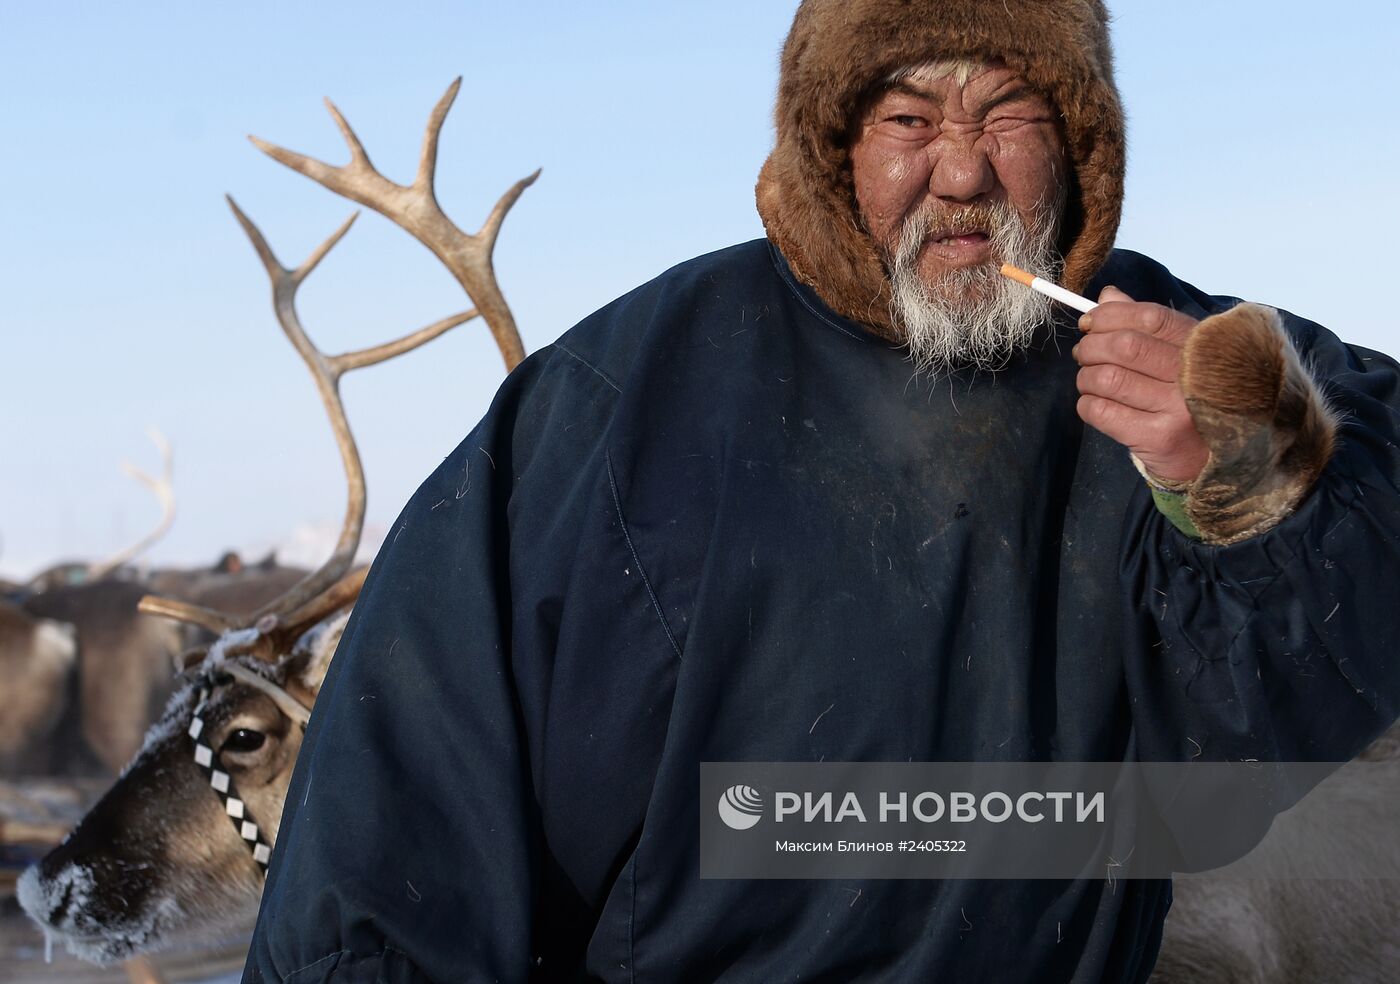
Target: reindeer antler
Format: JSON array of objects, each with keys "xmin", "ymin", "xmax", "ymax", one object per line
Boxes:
[
  {"xmin": 139, "ymin": 595, "xmax": 237, "ymax": 636},
  {"xmin": 225, "ymin": 196, "xmax": 474, "ymax": 624},
  {"xmin": 139, "ymin": 202, "xmax": 470, "ymax": 638},
  {"xmin": 141, "ymin": 80, "xmax": 531, "ymax": 654},
  {"xmin": 88, "ymin": 429, "xmax": 176, "ymax": 580},
  {"xmin": 249, "ymin": 78, "xmax": 538, "ymax": 371},
  {"xmin": 167, "ymin": 566, "xmax": 370, "ymax": 672}
]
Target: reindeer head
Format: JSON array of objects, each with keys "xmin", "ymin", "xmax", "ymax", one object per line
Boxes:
[
  {"xmin": 18, "ymin": 568, "xmax": 360, "ymax": 962},
  {"xmin": 16, "ymin": 599, "xmax": 350, "ymax": 962}
]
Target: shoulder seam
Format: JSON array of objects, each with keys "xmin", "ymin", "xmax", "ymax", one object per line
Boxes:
[{"xmin": 554, "ymin": 340, "xmax": 624, "ymax": 394}]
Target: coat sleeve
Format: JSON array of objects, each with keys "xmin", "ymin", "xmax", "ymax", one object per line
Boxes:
[
  {"xmin": 241, "ymin": 343, "xmax": 620, "ymax": 983},
  {"xmin": 1123, "ymin": 312, "xmax": 1400, "ymax": 765}
]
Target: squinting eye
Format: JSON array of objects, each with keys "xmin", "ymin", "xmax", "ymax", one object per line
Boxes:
[
  {"xmin": 891, "ymin": 115, "xmax": 926, "ymax": 127},
  {"xmin": 221, "ymin": 728, "xmax": 266, "ymax": 754}
]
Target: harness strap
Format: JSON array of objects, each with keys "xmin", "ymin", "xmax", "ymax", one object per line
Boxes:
[
  {"xmin": 223, "ymin": 662, "xmax": 313, "ymax": 725},
  {"xmin": 189, "ymin": 685, "xmax": 280, "ymax": 874}
]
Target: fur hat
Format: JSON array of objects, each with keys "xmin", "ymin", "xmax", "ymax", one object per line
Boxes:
[{"xmin": 756, "ymin": 0, "xmax": 1124, "ymax": 341}]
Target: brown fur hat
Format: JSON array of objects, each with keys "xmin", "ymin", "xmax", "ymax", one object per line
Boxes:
[{"xmin": 756, "ymin": 0, "xmax": 1124, "ymax": 340}]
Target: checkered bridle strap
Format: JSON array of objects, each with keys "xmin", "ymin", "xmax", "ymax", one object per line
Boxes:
[{"xmin": 189, "ymin": 686, "xmax": 273, "ymax": 874}]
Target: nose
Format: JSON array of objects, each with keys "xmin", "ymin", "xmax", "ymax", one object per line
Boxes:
[{"xmin": 928, "ymin": 132, "xmax": 995, "ymax": 203}]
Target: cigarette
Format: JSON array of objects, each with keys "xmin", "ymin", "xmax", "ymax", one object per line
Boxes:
[{"xmin": 999, "ymin": 264, "xmax": 1099, "ymax": 315}]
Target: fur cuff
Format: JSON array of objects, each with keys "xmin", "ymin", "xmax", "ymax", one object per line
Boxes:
[{"xmin": 1150, "ymin": 303, "xmax": 1339, "ymax": 546}]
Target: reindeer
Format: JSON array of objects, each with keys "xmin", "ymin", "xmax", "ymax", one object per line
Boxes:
[
  {"xmin": 145, "ymin": 550, "xmax": 308, "ymax": 611},
  {"xmin": 17, "ymin": 580, "xmax": 185, "ymax": 777},
  {"xmin": 1150, "ymin": 720, "xmax": 1400, "ymax": 983},
  {"xmin": 18, "ymin": 78, "xmax": 533, "ymax": 964},
  {"xmin": 0, "ymin": 599, "xmax": 78, "ymax": 775},
  {"xmin": 7, "ymin": 435, "xmax": 181, "ymax": 777}
]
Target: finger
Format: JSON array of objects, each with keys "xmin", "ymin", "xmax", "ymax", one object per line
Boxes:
[
  {"xmin": 1072, "ymin": 330, "xmax": 1182, "ymax": 383},
  {"xmin": 1098, "ymin": 285, "xmax": 1136, "ymax": 303},
  {"xmin": 1076, "ymin": 394, "xmax": 1169, "ymax": 449},
  {"xmin": 1077, "ymin": 364, "xmax": 1181, "ymax": 413},
  {"xmin": 1077, "ymin": 396, "xmax": 1207, "ymax": 481},
  {"xmin": 1079, "ymin": 300, "xmax": 1195, "ymax": 344}
]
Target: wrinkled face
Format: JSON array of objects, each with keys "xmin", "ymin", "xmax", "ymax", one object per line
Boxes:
[{"xmin": 851, "ymin": 61, "xmax": 1068, "ymax": 292}]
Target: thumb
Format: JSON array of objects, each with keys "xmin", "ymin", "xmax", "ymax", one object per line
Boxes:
[{"xmin": 1098, "ymin": 285, "xmax": 1136, "ymax": 303}]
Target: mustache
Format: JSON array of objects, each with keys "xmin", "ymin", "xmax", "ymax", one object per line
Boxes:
[
  {"xmin": 893, "ymin": 201, "xmax": 1018, "ymax": 267},
  {"xmin": 890, "ymin": 197, "xmax": 1052, "ymax": 271}
]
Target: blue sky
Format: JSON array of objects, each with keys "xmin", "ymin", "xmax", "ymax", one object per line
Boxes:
[{"xmin": 2, "ymin": 1, "xmax": 1396, "ymax": 578}]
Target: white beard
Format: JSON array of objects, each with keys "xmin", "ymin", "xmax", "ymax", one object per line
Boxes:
[{"xmin": 887, "ymin": 195, "xmax": 1065, "ymax": 379}]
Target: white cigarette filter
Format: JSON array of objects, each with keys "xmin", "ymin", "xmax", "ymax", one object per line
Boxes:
[{"xmin": 999, "ymin": 264, "xmax": 1099, "ymax": 315}]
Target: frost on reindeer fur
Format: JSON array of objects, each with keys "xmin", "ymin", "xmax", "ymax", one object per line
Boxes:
[
  {"xmin": 18, "ymin": 861, "xmax": 95, "ymax": 930},
  {"xmin": 206, "ymin": 626, "xmax": 262, "ymax": 665},
  {"xmin": 18, "ymin": 860, "xmax": 188, "ymax": 964},
  {"xmin": 127, "ymin": 681, "xmax": 201, "ymax": 771}
]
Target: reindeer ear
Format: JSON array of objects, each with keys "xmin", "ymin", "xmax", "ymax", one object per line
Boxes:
[
  {"xmin": 178, "ymin": 645, "xmax": 212, "ymax": 672},
  {"xmin": 268, "ymin": 566, "xmax": 366, "ymax": 695},
  {"xmin": 277, "ymin": 608, "xmax": 352, "ymax": 698}
]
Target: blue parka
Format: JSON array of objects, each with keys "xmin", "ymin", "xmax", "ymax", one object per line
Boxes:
[{"xmin": 242, "ymin": 240, "xmax": 1400, "ymax": 983}]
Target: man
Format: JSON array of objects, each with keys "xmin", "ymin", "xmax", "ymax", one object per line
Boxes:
[{"xmin": 243, "ymin": 1, "xmax": 1400, "ymax": 981}]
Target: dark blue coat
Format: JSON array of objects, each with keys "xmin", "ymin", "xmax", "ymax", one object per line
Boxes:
[{"xmin": 242, "ymin": 240, "xmax": 1400, "ymax": 983}]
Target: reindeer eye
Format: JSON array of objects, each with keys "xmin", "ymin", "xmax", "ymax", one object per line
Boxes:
[{"xmin": 221, "ymin": 729, "xmax": 266, "ymax": 754}]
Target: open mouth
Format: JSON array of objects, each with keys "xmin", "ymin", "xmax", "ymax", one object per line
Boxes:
[{"xmin": 931, "ymin": 229, "xmax": 990, "ymax": 247}]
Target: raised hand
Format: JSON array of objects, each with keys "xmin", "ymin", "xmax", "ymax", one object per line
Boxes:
[{"xmin": 1072, "ymin": 285, "xmax": 1209, "ymax": 484}]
